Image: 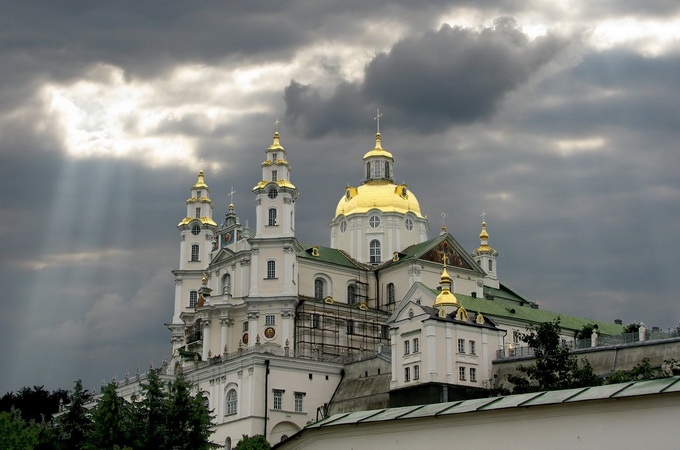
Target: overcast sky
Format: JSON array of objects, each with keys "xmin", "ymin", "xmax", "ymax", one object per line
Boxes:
[{"xmin": 1, "ymin": 1, "xmax": 679, "ymax": 394}]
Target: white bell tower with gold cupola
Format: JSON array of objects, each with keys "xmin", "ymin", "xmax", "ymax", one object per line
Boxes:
[
  {"xmin": 330, "ymin": 132, "xmax": 429, "ymax": 263},
  {"xmin": 169, "ymin": 171, "xmax": 218, "ymax": 354},
  {"xmin": 249, "ymin": 131, "xmax": 299, "ymax": 298},
  {"xmin": 471, "ymin": 220, "xmax": 499, "ymax": 288}
]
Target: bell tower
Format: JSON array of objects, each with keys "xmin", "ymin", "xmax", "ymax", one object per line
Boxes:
[{"xmin": 472, "ymin": 219, "xmax": 499, "ymax": 288}]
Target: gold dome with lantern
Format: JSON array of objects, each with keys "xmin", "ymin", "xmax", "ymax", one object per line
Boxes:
[{"xmin": 334, "ymin": 133, "xmax": 424, "ymax": 218}]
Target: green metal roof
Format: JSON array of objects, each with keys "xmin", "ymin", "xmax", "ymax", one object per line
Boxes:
[
  {"xmin": 296, "ymin": 242, "xmax": 366, "ymax": 269},
  {"xmin": 454, "ymin": 291, "xmax": 624, "ymax": 336}
]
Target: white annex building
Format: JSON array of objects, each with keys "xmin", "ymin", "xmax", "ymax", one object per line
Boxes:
[{"xmin": 157, "ymin": 130, "xmax": 625, "ymax": 447}]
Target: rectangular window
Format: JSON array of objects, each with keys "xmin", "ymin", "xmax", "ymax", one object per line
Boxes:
[
  {"xmin": 413, "ymin": 338, "xmax": 419, "ymax": 353},
  {"xmin": 189, "ymin": 291, "xmax": 198, "ymax": 308},
  {"xmin": 404, "ymin": 367, "xmax": 410, "ymax": 382},
  {"xmin": 195, "ymin": 207, "xmax": 201, "ymax": 218},
  {"xmin": 414, "ymin": 365, "xmax": 420, "ymax": 381},
  {"xmin": 294, "ymin": 392, "xmax": 304, "ymax": 412},
  {"xmin": 273, "ymin": 390, "xmax": 283, "ymax": 410},
  {"xmin": 268, "ymin": 208, "xmax": 277, "ymax": 226},
  {"xmin": 346, "ymin": 320, "xmax": 355, "ymax": 335},
  {"xmin": 265, "ymin": 315, "xmax": 276, "ymax": 326},
  {"xmin": 404, "ymin": 340, "xmax": 410, "ymax": 355},
  {"xmin": 312, "ymin": 314, "xmax": 321, "ymax": 329},
  {"xmin": 459, "ymin": 366, "xmax": 466, "ymax": 381},
  {"xmin": 513, "ymin": 330, "xmax": 520, "ymax": 344},
  {"xmin": 380, "ymin": 325, "xmax": 389, "ymax": 339},
  {"xmin": 272, "ymin": 152, "xmax": 278, "ymax": 161},
  {"xmin": 191, "ymin": 244, "xmax": 200, "ymax": 262},
  {"xmin": 197, "ymin": 190, "xmax": 202, "ymax": 198},
  {"xmin": 458, "ymin": 339, "xmax": 465, "ymax": 353},
  {"xmin": 272, "ymin": 170, "xmax": 278, "ymax": 181},
  {"xmin": 470, "ymin": 368, "xmax": 477, "ymax": 382},
  {"xmin": 266, "ymin": 260, "xmax": 276, "ymax": 279},
  {"xmin": 243, "ymin": 321, "xmax": 249, "ymax": 332},
  {"xmin": 488, "ymin": 260, "xmax": 493, "ymax": 271},
  {"xmin": 469, "ymin": 340, "xmax": 476, "ymax": 355}
]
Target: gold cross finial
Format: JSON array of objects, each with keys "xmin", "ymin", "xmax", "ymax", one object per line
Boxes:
[
  {"xmin": 442, "ymin": 254, "xmax": 449, "ymax": 266},
  {"xmin": 374, "ymin": 108, "xmax": 383, "ymax": 133}
]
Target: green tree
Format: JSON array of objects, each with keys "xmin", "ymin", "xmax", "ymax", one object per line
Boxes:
[
  {"xmin": 507, "ymin": 319, "xmax": 602, "ymax": 393},
  {"xmin": 235, "ymin": 434, "xmax": 271, "ymax": 450},
  {"xmin": 166, "ymin": 373, "xmax": 214, "ymax": 450},
  {"xmin": 608, "ymin": 357, "xmax": 656, "ymax": 384},
  {"xmin": 56, "ymin": 380, "xmax": 91, "ymax": 450},
  {"xmin": 86, "ymin": 382, "xmax": 132, "ymax": 450},
  {"xmin": 0, "ymin": 410, "xmax": 40, "ymax": 450},
  {"xmin": 137, "ymin": 369, "xmax": 168, "ymax": 450}
]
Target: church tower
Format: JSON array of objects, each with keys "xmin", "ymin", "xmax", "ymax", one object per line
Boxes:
[
  {"xmin": 169, "ymin": 171, "xmax": 218, "ymax": 355},
  {"xmin": 249, "ymin": 132, "xmax": 299, "ymax": 298},
  {"xmin": 472, "ymin": 220, "xmax": 499, "ymax": 288},
  {"xmin": 330, "ymin": 132, "xmax": 429, "ymax": 263}
]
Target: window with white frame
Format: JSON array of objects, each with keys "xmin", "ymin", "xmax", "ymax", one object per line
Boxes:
[
  {"xmin": 459, "ymin": 366, "xmax": 466, "ymax": 381},
  {"xmin": 314, "ymin": 278, "xmax": 325, "ymax": 300},
  {"xmin": 266, "ymin": 260, "xmax": 276, "ymax": 279},
  {"xmin": 457, "ymin": 338, "xmax": 465, "ymax": 353},
  {"xmin": 469, "ymin": 340, "xmax": 476, "ymax": 355},
  {"xmin": 294, "ymin": 392, "xmax": 304, "ymax": 412},
  {"xmin": 197, "ymin": 190, "xmax": 202, "ymax": 198},
  {"xmin": 404, "ymin": 367, "xmax": 410, "ymax": 382},
  {"xmin": 369, "ymin": 239, "xmax": 381, "ymax": 263},
  {"xmin": 268, "ymin": 208, "xmax": 277, "ymax": 226},
  {"xmin": 413, "ymin": 338, "xmax": 419, "ymax": 353},
  {"xmin": 189, "ymin": 290, "xmax": 198, "ymax": 308},
  {"xmin": 404, "ymin": 340, "xmax": 410, "ymax": 355},
  {"xmin": 265, "ymin": 315, "xmax": 276, "ymax": 326},
  {"xmin": 387, "ymin": 283, "xmax": 395, "ymax": 304},
  {"xmin": 191, "ymin": 244, "xmax": 200, "ymax": 262},
  {"xmin": 470, "ymin": 367, "xmax": 477, "ymax": 382},
  {"xmin": 414, "ymin": 365, "xmax": 420, "ymax": 380},
  {"xmin": 226, "ymin": 389, "xmax": 237, "ymax": 415},
  {"xmin": 273, "ymin": 390, "xmax": 283, "ymax": 410}
]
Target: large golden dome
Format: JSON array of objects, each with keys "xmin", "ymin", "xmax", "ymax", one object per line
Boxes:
[{"xmin": 335, "ymin": 180, "xmax": 423, "ymax": 218}]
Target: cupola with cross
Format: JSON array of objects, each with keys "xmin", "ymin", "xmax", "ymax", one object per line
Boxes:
[
  {"xmin": 177, "ymin": 170, "xmax": 218, "ymax": 271},
  {"xmin": 252, "ymin": 131, "xmax": 299, "ymax": 238},
  {"xmin": 471, "ymin": 216, "xmax": 499, "ymax": 288}
]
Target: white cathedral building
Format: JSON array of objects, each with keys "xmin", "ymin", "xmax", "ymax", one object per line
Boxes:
[{"xmin": 159, "ymin": 130, "xmax": 623, "ymax": 447}]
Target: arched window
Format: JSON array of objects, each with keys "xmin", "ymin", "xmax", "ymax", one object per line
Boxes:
[
  {"xmin": 314, "ymin": 278, "xmax": 325, "ymax": 300},
  {"xmin": 225, "ymin": 437, "xmax": 232, "ymax": 450},
  {"xmin": 268, "ymin": 208, "xmax": 277, "ymax": 226},
  {"xmin": 266, "ymin": 260, "xmax": 276, "ymax": 279},
  {"xmin": 366, "ymin": 163, "xmax": 370, "ymax": 179},
  {"xmin": 369, "ymin": 239, "xmax": 381, "ymax": 263},
  {"xmin": 488, "ymin": 260, "xmax": 493, "ymax": 271},
  {"xmin": 189, "ymin": 290, "xmax": 198, "ymax": 308},
  {"xmin": 222, "ymin": 274, "xmax": 231, "ymax": 295},
  {"xmin": 387, "ymin": 283, "xmax": 395, "ymax": 304},
  {"xmin": 347, "ymin": 284, "xmax": 357, "ymax": 304},
  {"xmin": 191, "ymin": 244, "xmax": 200, "ymax": 262},
  {"xmin": 226, "ymin": 389, "xmax": 237, "ymax": 415}
]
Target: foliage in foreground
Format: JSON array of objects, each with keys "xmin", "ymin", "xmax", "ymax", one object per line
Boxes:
[
  {"xmin": 507, "ymin": 319, "xmax": 602, "ymax": 393},
  {"xmin": 235, "ymin": 434, "xmax": 272, "ymax": 450},
  {"xmin": 2, "ymin": 371, "xmax": 215, "ymax": 450}
]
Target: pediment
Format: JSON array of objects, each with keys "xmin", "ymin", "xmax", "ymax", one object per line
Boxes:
[{"xmin": 421, "ymin": 239, "xmax": 474, "ymax": 270}]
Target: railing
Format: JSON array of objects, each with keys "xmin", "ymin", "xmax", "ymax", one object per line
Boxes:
[{"xmin": 496, "ymin": 330, "xmax": 680, "ymax": 360}]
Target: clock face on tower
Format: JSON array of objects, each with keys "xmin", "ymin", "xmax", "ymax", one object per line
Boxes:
[{"xmin": 191, "ymin": 225, "xmax": 201, "ymax": 235}]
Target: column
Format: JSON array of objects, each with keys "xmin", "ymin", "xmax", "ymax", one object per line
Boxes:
[{"xmin": 202, "ymin": 320, "xmax": 211, "ymax": 361}]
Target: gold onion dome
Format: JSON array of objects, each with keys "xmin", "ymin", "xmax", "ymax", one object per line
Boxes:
[
  {"xmin": 434, "ymin": 265, "xmax": 457, "ymax": 306},
  {"xmin": 475, "ymin": 221, "xmax": 494, "ymax": 254},
  {"xmin": 193, "ymin": 170, "xmax": 209, "ymax": 190},
  {"xmin": 335, "ymin": 133, "xmax": 422, "ymax": 218},
  {"xmin": 268, "ymin": 131, "xmax": 284, "ymax": 151}
]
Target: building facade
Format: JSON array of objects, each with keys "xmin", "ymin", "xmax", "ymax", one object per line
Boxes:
[{"xmin": 160, "ymin": 130, "xmax": 623, "ymax": 446}]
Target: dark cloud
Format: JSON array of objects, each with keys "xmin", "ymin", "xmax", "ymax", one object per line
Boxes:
[{"xmin": 285, "ymin": 18, "xmax": 572, "ymax": 136}]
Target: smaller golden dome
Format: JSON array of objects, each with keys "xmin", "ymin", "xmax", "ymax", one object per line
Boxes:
[
  {"xmin": 434, "ymin": 264, "xmax": 457, "ymax": 306},
  {"xmin": 363, "ymin": 133, "xmax": 394, "ymax": 160},
  {"xmin": 475, "ymin": 221, "xmax": 495, "ymax": 254},
  {"xmin": 193, "ymin": 170, "xmax": 208, "ymax": 190},
  {"xmin": 268, "ymin": 131, "xmax": 284, "ymax": 151},
  {"xmin": 479, "ymin": 221, "xmax": 489, "ymax": 240}
]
